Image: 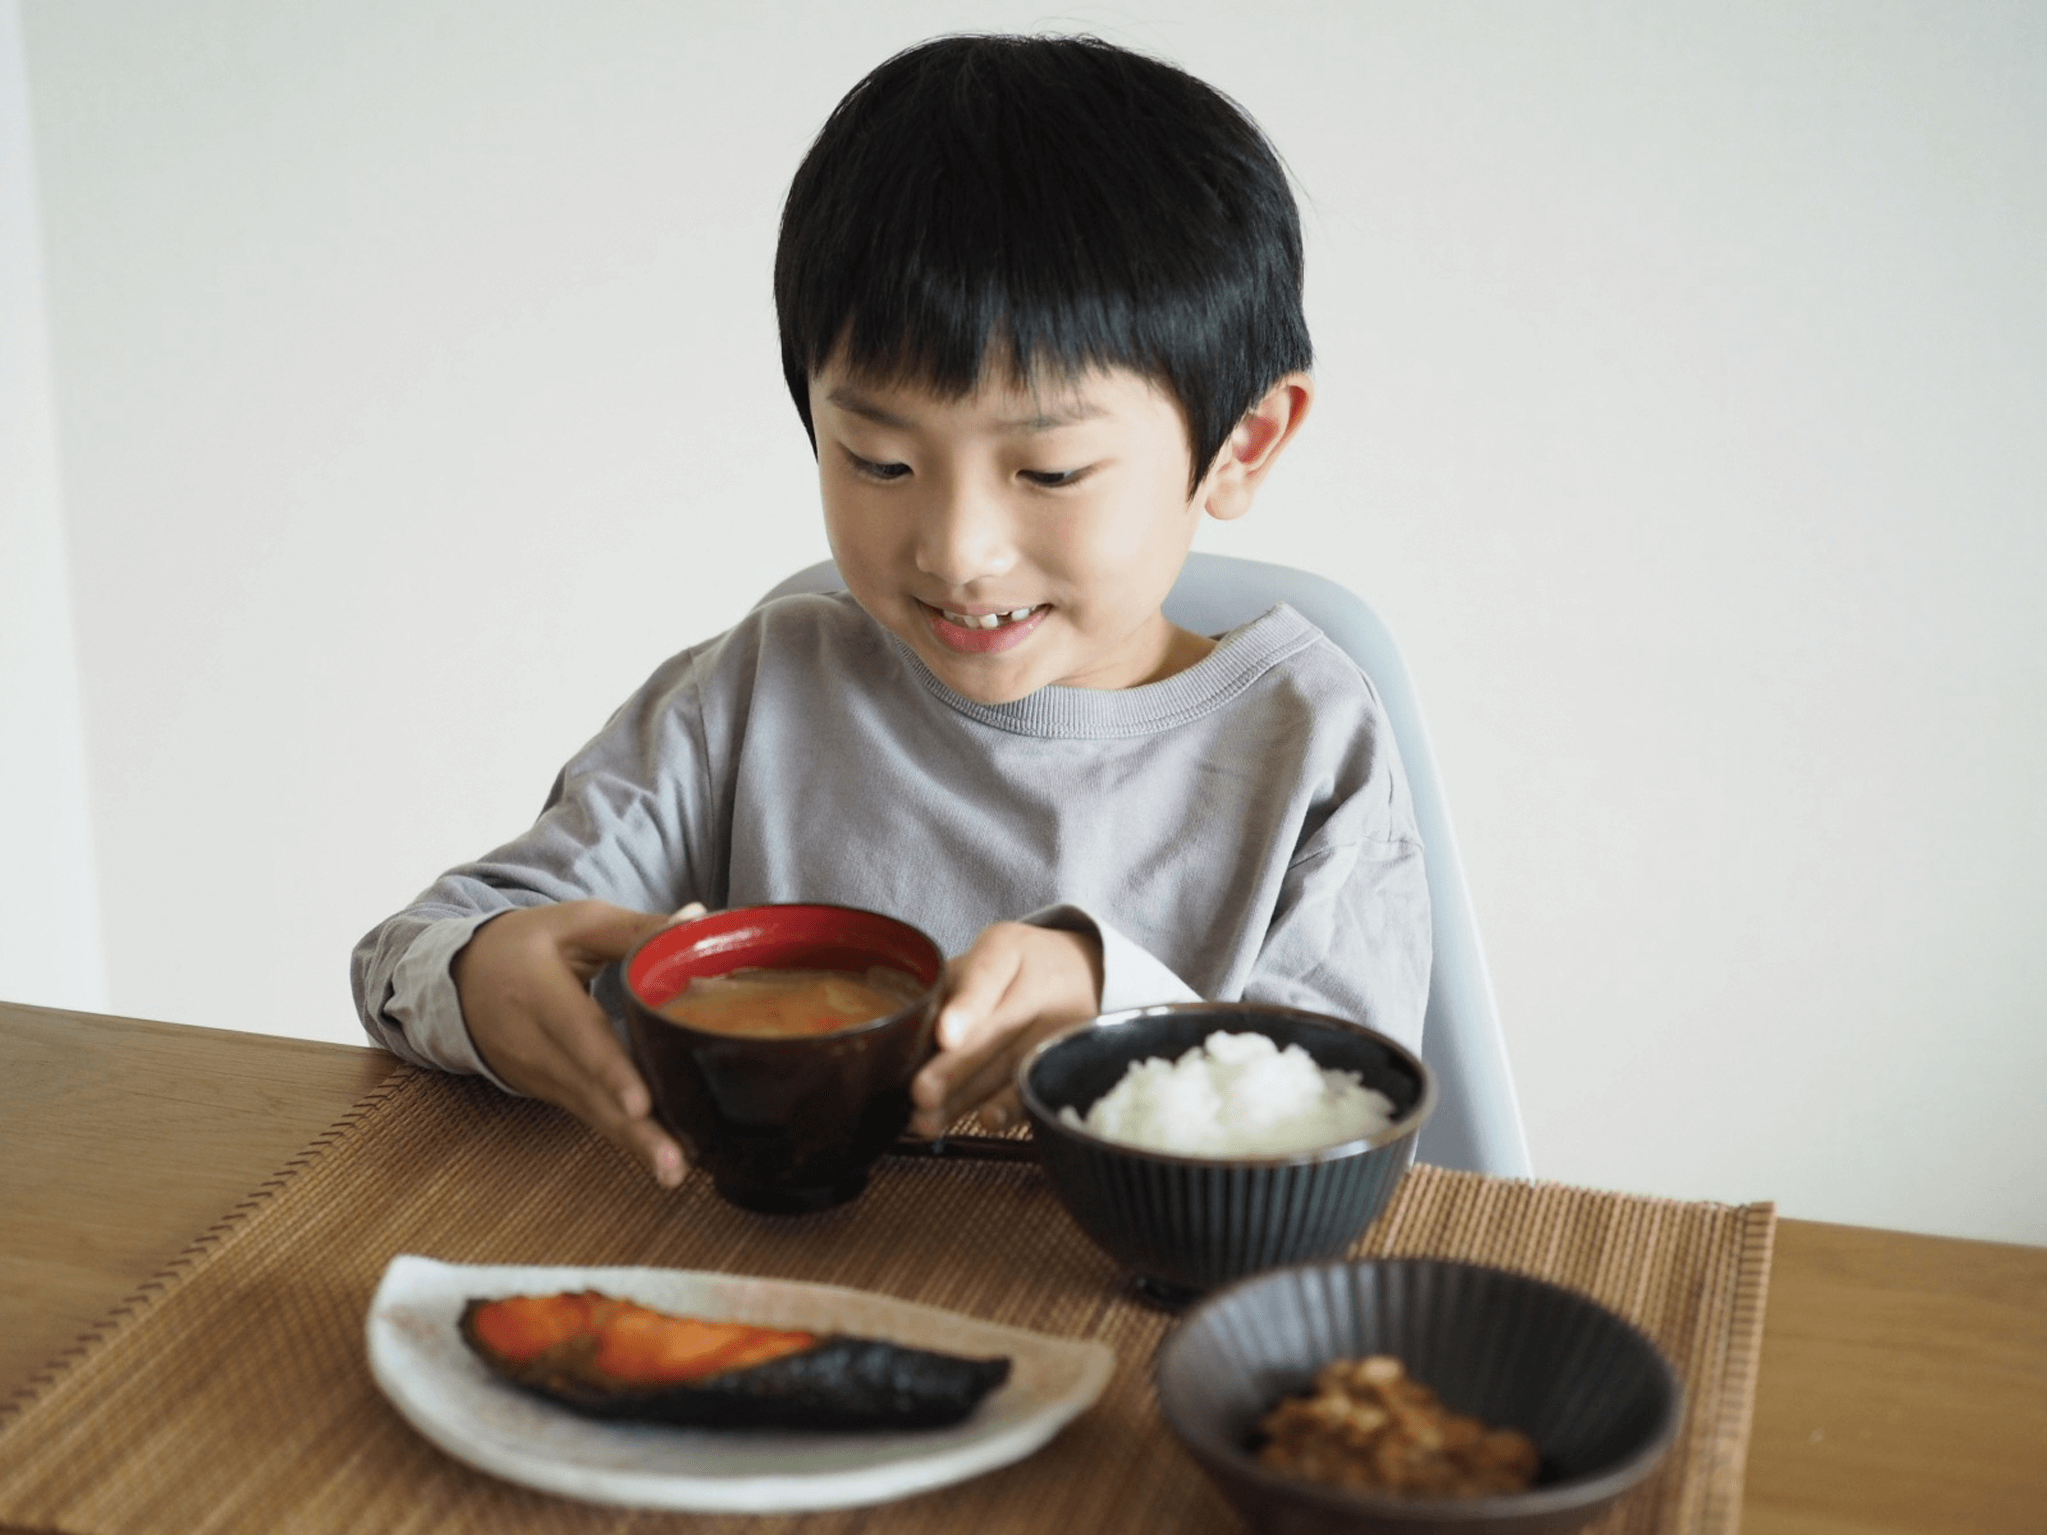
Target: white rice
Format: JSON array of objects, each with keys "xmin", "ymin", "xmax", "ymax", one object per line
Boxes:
[{"xmin": 1059, "ymin": 1030, "xmax": 1397, "ymax": 1157}]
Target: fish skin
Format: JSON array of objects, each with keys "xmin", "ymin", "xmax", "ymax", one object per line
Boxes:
[{"xmin": 460, "ymin": 1296, "xmax": 1011, "ymax": 1431}]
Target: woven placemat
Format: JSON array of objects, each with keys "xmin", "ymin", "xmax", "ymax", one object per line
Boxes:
[{"xmin": 0, "ymin": 1067, "xmax": 1773, "ymax": 1535}]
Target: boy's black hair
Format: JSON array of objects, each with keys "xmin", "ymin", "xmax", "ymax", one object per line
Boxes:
[{"xmin": 774, "ymin": 34, "xmax": 1311, "ymax": 492}]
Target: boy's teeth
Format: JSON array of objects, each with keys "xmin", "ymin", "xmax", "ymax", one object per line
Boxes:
[{"xmin": 943, "ymin": 606, "xmax": 1039, "ymax": 629}]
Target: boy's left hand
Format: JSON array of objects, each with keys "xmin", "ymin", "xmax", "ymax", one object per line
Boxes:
[{"xmin": 910, "ymin": 922, "xmax": 1104, "ymax": 1137}]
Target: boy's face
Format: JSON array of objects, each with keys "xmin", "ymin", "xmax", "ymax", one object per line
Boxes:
[{"xmin": 808, "ymin": 361, "xmax": 1220, "ymax": 705}]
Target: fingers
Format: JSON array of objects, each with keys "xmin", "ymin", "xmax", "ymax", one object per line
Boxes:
[
  {"xmin": 479, "ymin": 978, "xmax": 689, "ymax": 1188},
  {"xmin": 976, "ymin": 1085, "xmax": 1022, "ymax": 1132},
  {"xmin": 531, "ymin": 958, "xmax": 653, "ymax": 1121},
  {"xmin": 911, "ymin": 933, "xmax": 1021, "ymax": 1127},
  {"xmin": 557, "ymin": 900, "xmax": 672, "ymax": 978},
  {"xmin": 931, "ymin": 1034, "xmax": 1031, "ymax": 1120},
  {"xmin": 558, "ymin": 1038, "xmax": 685, "ymax": 1190},
  {"xmin": 910, "ymin": 923, "xmax": 1102, "ymax": 1134},
  {"xmin": 456, "ymin": 900, "xmax": 690, "ymax": 1186},
  {"xmin": 614, "ymin": 1116, "xmax": 687, "ymax": 1188},
  {"xmin": 934, "ymin": 935, "xmax": 1025, "ymax": 1052},
  {"xmin": 910, "ymin": 1028, "xmax": 1038, "ymax": 1136}
]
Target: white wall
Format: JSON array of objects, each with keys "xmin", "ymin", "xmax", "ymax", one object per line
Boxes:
[
  {"xmin": 9, "ymin": 1, "xmax": 2042, "ymax": 1243},
  {"xmin": 0, "ymin": 0, "xmax": 105, "ymax": 1013}
]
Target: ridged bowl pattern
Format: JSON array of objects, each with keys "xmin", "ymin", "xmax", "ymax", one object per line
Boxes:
[
  {"xmin": 1155, "ymin": 1258, "xmax": 1682, "ymax": 1534},
  {"xmin": 1019, "ymin": 1005, "xmax": 1436, "ymax": 1300}
]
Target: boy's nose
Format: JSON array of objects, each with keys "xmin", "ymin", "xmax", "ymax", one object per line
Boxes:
[{"xmin": 913, "ymin": 479, "xmax": 1016, "ymax": 586}]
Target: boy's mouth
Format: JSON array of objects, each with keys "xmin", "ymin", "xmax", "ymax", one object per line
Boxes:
[{"xmin": 922, "ymin": 601, "xmax": 1050, "ymax": 655}]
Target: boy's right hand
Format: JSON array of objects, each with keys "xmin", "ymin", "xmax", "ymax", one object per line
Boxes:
[{"xmin": 452, "ymin": 900, "xmax": 684, "ymax": 1187}]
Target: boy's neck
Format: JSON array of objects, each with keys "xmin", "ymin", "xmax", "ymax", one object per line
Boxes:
[{"xmin": 1133, "ymin": 625, "xmax": 1218, "ymax": 689}]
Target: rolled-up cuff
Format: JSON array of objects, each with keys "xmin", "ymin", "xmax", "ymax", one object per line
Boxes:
[
  {"xmin": 1018, "ymin": 902, "xmax": 1202, "ymax": 1013},
  {"xmin": 383, "ymin": 913, "xmax": 517, "ymax": 1090}
]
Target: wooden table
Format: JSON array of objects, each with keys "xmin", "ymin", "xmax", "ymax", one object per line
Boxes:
[{"xmin": 2, "ymin": 1000, "xmax": 2041, "ymax": 1534}]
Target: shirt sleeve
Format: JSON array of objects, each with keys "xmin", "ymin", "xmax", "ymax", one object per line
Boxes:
[
  {"xmin": 1033, "ymin": 646, "xmax": 1431, "ymax": 1052},
  {"xmin": 349, "ymin": 640, "xmax": 728, "ymax": 1077},
  {"xmin": 1241, "ymin": 829, "xmax": 1431, "ymax": 1053},
  {"xmin": 1229, "ymin": 654, "xmax": 1433, "ymax": 1054},
  {"xmin": 366, "ymin": 911, "xmax": 508, "ymax": 1082},
  {"xmin": 1023, "ymin": 818, "xmax": 1430, "ymax": 1057}
]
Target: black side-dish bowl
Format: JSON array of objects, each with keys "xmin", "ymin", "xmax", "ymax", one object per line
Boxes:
[
  {"xmin": 1155, "ymin": 1258, "xmax": 1682, "ymax": 1535},
  {"xmin": 1019, "ymin": 1004, "xmax": 1435, "ymax": 1303}
]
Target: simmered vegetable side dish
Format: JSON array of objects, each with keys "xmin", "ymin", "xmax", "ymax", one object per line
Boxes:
[
  {"xmin": 1256, "ymin": 1355, "xmax": 1540, "ymax": 1497},
  {"xmin": 461, "ymin": 1291, "xmax": 1011, "ymax": 1430}
]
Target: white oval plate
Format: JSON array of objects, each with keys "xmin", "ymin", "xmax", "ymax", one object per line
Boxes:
[{"xmin": 366, "ymin": 1254, "xmax": 1116, "ymax": 1513}]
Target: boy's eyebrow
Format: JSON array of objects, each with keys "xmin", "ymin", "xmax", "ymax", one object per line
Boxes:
[
  {"xmin": 998, "ymin": 402, "xmax": 1105, "ymax": 432},
  {"xmin": 825, "ymin": 385, "xmax": 1104, "ymax": 432},
  {"xmin": 825, "ymin": 388, "xmax": 917, "ymax": 429}
]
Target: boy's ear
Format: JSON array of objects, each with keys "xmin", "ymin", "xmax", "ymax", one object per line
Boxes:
[{"xmin": 1200, "ymin": 373, "xmax": 1315, "ymax": 522}]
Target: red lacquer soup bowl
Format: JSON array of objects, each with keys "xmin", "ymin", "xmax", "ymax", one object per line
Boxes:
[{"xmin": 618, "ymin": 905, "xmax": 944, "ymax": 1214}]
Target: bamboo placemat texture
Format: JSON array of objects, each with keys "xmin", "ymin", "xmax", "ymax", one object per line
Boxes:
[{"xmin": 0, "ymin": 1067, "xmax": 1774, "ymax": 1535}]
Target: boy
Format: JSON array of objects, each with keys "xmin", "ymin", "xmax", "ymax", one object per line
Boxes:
[{"xmin": 351, "ymin": 34, "xmax": 1430, "ymax": 1188}]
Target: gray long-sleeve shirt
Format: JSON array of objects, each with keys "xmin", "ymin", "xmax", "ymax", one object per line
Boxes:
[{"xmin": 351, "ymin": 593, "xmax": 1430, "ymax": 1076}]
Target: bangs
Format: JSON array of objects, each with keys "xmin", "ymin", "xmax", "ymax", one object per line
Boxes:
[{"xmin": 775, "ymin": 35, "xmax": 1310, "ymax": 492}]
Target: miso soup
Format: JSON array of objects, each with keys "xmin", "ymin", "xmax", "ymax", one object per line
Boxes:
[{"xmin": 656, "ymin": 965, "xmax": 925, "ymax": 1038}]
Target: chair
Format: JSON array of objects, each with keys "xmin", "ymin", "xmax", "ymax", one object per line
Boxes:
[{"xmin": 758, "ymin": 552, "xmax": 1533, "ymax": 1177}]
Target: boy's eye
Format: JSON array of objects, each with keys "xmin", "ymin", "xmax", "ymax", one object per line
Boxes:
[
  {"xmin": 1019, "ymin": 468, "xmax": 1084, "ymax": 488},
  {"xmin": 846, "ymin": 452, "xmax": 911, "ymax": 482}
]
